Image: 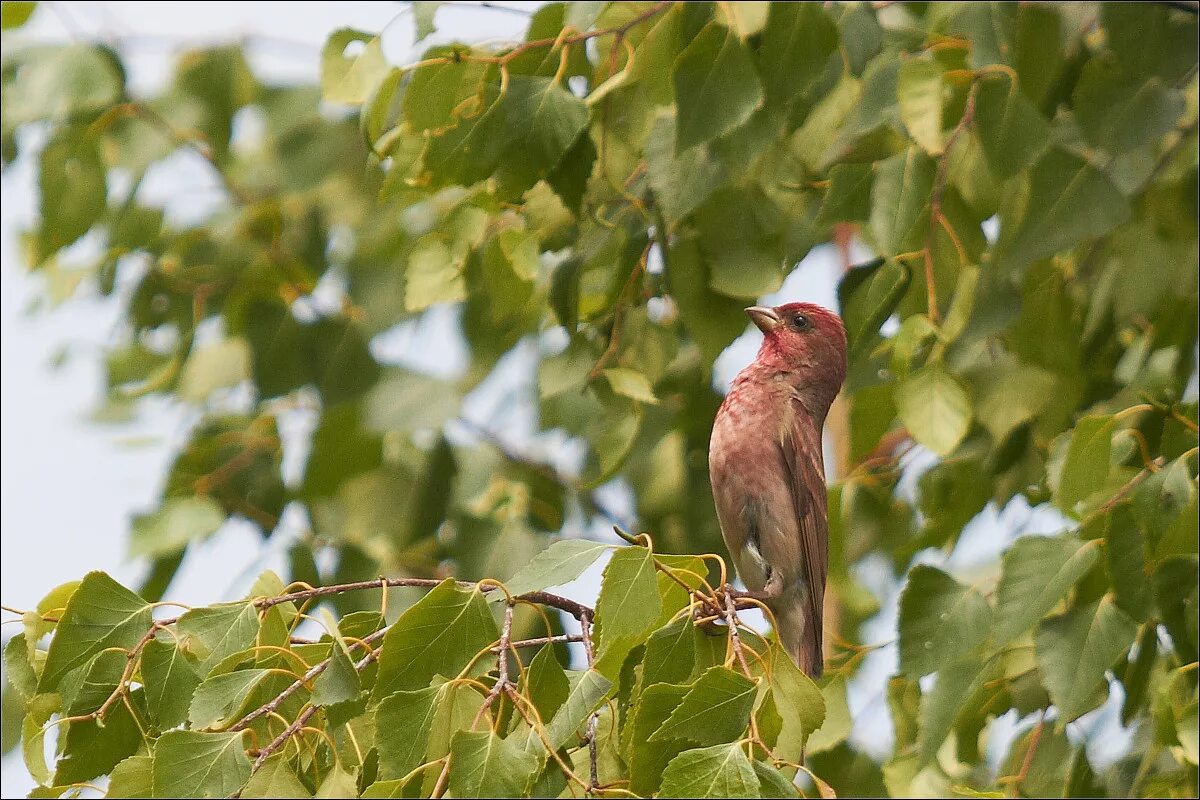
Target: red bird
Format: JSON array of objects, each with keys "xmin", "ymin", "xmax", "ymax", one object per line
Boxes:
[{"xmin": 709, "ymin": 303, "xmax": 847, "ymax": 677}]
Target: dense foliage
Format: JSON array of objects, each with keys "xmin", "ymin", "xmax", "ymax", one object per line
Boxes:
[{"xmin": 1, "ymin": 1, "xmax": 1197, "ymax": 797}]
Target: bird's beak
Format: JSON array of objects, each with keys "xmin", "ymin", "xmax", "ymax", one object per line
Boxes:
[{"xmin": 746, "ymin": 306, "xmax": 781, "ymax": 334}]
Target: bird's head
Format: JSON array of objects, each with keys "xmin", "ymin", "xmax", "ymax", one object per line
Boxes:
[{"xmin": 746, "ymin": 302, "xmax": 848, "ymax": 404}]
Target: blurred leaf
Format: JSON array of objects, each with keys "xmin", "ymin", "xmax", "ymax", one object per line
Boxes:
[
  {"xmin": 1035, "ymin": 595, "xmax": 1137, "ymax": 722},
  {"xmin": 898, "ymin": 58, "xmax": 945, "ymax": 155},
  {"xmin": 838, "ymin": 257, "xmax": 910, "ymax": 362},
  {"xmin": 129, "ymin": 497, "xmax": 225, "ymax": 559},
  {"xmin": 897, "ymin": 565, "xmax": 991, "ymax": 676},
  {"xmin": 321, "ymin": 29, "xmax": 388, "ymax": 104},
  {"xmin": 869, "ymin": 147, "xmax": 935, "ymax": 256},
  {"xmin": 994, "ymin": 536, "xmax": 1099, "ymax": 645},
  {"xmin": 673, "ymin": 22, "xmax": 764, "ymax": 152},
  {"xmin": 756, "ymin": 1, "xmax": 837, "ymax": 106},
  {"xmin": 895, "ymin": 363, "xmax": 973, "ymax": 456},
  {"xmin": 1001, "ymin": 149, "xmax": 1130, "ymax": 267}
]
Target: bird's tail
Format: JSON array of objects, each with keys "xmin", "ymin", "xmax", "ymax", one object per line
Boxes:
[{"xmin": 770, "ymin": 587, "xmax": 823, "ymax": 678}]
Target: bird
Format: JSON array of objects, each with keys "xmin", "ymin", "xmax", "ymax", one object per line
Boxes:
[{"xmin": 708, "ymin": 302, "xmax": 847, "ymax": 677}]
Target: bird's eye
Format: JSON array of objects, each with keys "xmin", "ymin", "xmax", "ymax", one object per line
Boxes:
[{"xmin": 792, "ymin": 313, "xmax": 811, "ymax": 331}]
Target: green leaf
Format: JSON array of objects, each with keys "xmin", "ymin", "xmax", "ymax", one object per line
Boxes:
[
  {"xmin": 651, "ymin": 666, "xmax": 756, "ymax": 746},
  {"xmin": 321, "ymin": 29, "xmax": 388, "ymax": 104},
  {"xmin": 241, "ymin": 754, "xmax": 312, "ymax": 799},
  {"xmin": 806, "ymin": 674, "xmax": 851, "ymax": 754},
  {"xmin": 129, "ymin": 496, "xmax": 226, "ymax": 558},
  {"xmin": 897, "ymin": 565, "xmax": 991, "ymax": 676},
  {"xmin": 973, "ymin": 74, "xmax": 1050, "ymax": 178},
  {"xmin": 316, "ymin": 762, "xmax": 358, "ymax": 798},
  {"xmin": 769, "ymin": 641, "xmax": 825, "ymax": 763},
  {"xmin": 152, "ymin": 730, "xmax": 252, "ymax": 799},
  {"xmin": 595, "ymin": 546, "xmax": 662, "ymax": 654},
  {"xmin": 372, "ymin": 579, "xmax": 499, "ymax": 699},
  {"xmin": 178, "ymin": 337, "xmax": 252, "ymax": 404},
  {"xmin": 374, "ymin": 685, "xmax": 442, "ymax": 780},
  {"xmin": 189, "ymin": 669, "xmax": 271, "ymax": 730},
  {"xmin": 1035, "ymin": 595, "xmax": 1138, "ymax": 722},
  {"xmin": 665, "ymin": 234, "xmax": 747, "ymax": 366},
  {"xmin": 525, "ymin": 644, "xmax": 570, "ymax": 723},
  {"xmin": 659, "ymin": 742, "xmax": 761, "ymax": 799},
  {"xmin": 141, "ymin": 638, "xmax": 202, "ymax": 730},
  {"xmin": 627, "ymin": 682, "xmax": 691, "ymax": 795},
  {"xmin": 23, "ymin": 693, "xmax": 57, "ymax": 785},
  {"xmin": 500, "ymin": 75, "xmax": 589, "ymax": 176},
  {"xmin": 4, "ymin": 634, "xmax": 36, "ymax": 700},
  {"xmin": 312, "ymin": 637, "xmax": 361, "ymax": 707},
  {"xmin": 898, "ymin": 58, "xmax": 945, "ymax": 155},
  {"xmin": 1, "ymin": 2, "xmax": 36, "ymax": 30},
  {"xmin": 107, "ymin": 755, "xmax": 154, "ymax": 799},
  {"xmin": 540, "ymin": 668, "xmax": 613, "ymax": 751},
  {"xmin": 36, "ymin": 126, "xmax": 107, "ymax": 263},
  {"xmin": 55, "ymin": 693, "xmax": 142, "ymax": 784},
  {"xmin": 177, "ymin": 602, "xmax": 261, "ymax": 672},
  {"xmin": 502, "ymin": 539, "xmax": 610, "ymax": 597},
  {"xmin": 4, "ymin": 44, "xmax": 123, "ymax": 125},
  {"xmin": 756, "ymin": 1, "xmax": 837, "ymax": 106},
  {"xmin": 696, "ymin": 185, "xmax": 785, "ymax": 299},
  {"xmin": 869, "ymin": 147, "xmax": 935, "ymax": 256},
  {"xmin": 1105, "ymin": 505, "xmax": 1152, "ymax": 621},
  {"xmin": 818, "ymin": 163, "xmax": 874, "ymax": 226},
  {"xmin": 971, "ymin": 361, "xmax": 1057, "ymax": 446},
  {"xmin": 603, "ymin": 367, "xmax": 659, "ymax": 405},
  {"xmin": 405, "ymin": 235, "xmax": 466, "ymax": 310},
  {"xmin": 1074, "ymin": 59, "xmax": 1185, "ymax": 156},
  {"xmin": 917, "ymin": 655, "xmax": 988, "ymax": 768},
  {"xmin": 412, "ymin": 1, "xmax": 441, "ymax": 39},
  {"xmin": 39, "ymin": 571, "xmax": 152, "ymax": 691},
  {"xmin": 641, "ymin": 617, "xmax": 703, "ymax": 687},
  {"xmin": 994, "ymin": 536, "xmax": 1100, "ymax": 644},
  {"xmin": 895, "ymin": 364, "xmax": 973, "ymax": 456},
  {"xmin": 837, "ymin": 257, "xmax": 911, "ymax": 362},
  {"xmin": 645, "ymin": 111, "xmax": 726, "ymax": 225},
  {"xmin": 673, "ymin": 22, "xmax": 764, "ymax": 152},
  {"xmin": 448, "ymin": 730, "xmax": 541, "ymax": 798},
  {"xmin": 1054, "ymin": 414, "xmax": 1116, "ymax": 515},
  {"xmin": 402, "ymin": 47, "xmax": 488, "ymax": 133},
  {"xmin": 1001, "ymin": 149, "xmax": 1130, "ymax": 267}
]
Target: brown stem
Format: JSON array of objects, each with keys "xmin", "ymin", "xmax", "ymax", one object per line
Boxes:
[
  {"xmin": 499, "ymin": 1, "xmax": 671, "ymax": 65},
  {"xmin": 229, "ymin": 627, "xmax": 387, "ymax": 733},
  {"xmin": 1009, "ymin": 717, "xmax": 1045, "ymax": 797},
  {"xmin": 579, "ymin": 612, "xmax": 600, "ymax": 791},
  {"xmin": 254, "ymin": 577, "xmax": 592, "ymax": 620}
]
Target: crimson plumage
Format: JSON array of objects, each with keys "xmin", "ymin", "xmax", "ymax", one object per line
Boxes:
[{"xmin": 708, "ymin": 302, "xmax": 847, "ymax": 677}]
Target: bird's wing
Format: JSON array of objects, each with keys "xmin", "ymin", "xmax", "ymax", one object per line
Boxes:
[{"xmin": 776, "ymin": 410, "xmax": 829, "ymax": 655}]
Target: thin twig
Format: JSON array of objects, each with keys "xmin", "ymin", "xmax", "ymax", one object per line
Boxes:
[
  {"xmin": 229, "ymin": 627, "xmax": 387, "ymax": 733},
  {"xmin": 579, "ymin": 612, "xmax": 600, "ymax": 792},
  {"xmin": 1008, "ymin": 717, "xmax": 1045, "ymax": 797},
  {"xmin": 253, "ymin": 576, "xmax": 592, "ymax": 620}
]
